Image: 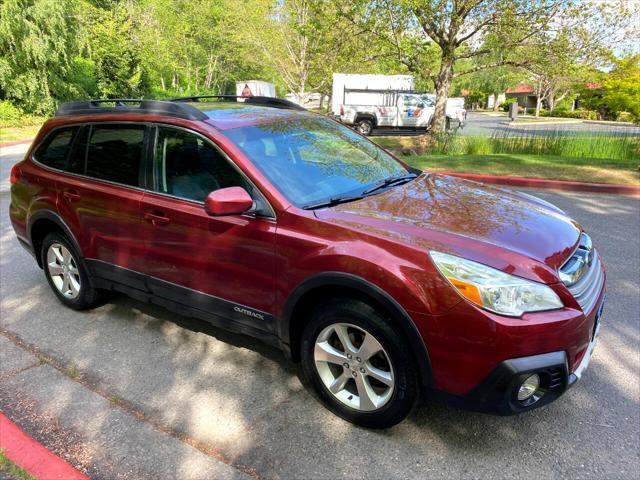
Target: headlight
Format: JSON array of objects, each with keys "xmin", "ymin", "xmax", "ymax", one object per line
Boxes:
[{"xmin": 429, "ymin": 251, "xmax": 563, "ymax": 317}]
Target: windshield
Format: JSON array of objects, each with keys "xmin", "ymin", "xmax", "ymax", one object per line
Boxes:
[{"xmin": 224, "ymin": 117, "xmax": 408, "ymax": 207}]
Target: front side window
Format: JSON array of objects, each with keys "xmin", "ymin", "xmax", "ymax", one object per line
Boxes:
[
  {"xmin": 155, "ymin": 127, "xmax": 249, "ymax": 203},
  {"xmin": 224, "ymin": 117, "xmax": 408, "ymax": 207},
  {"xmin": 85, "ymin": 125, "xmax": 145, "ymax": 187},
  {"xmin": 33, "ymin": 127, "xmax": 79, "ymax": 169}
]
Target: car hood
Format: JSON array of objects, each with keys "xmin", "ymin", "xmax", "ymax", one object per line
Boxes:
[{"xmin": 314, "ymin": 173, "xmax": 581, "ymax": 280}]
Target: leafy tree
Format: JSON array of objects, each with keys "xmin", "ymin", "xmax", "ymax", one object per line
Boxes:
[
  {"xmin": 600, "ymin": 55, "xmax": 640, "ymax": 122},
  {"xmin": 456, "ymin": 66, "xmax": 524, "ymax": 111},
  {"xmin": 522, "ymin": 1, "xmax": 633, "ymax": 117},
  {"xmin": 0, "ymin": 0, "xmax": 81, "ymax": 114},
  {"xmin": 340, "ymin": 1, "xmax": 571, "ymax": 132},
  {"xmin": 81, "ymin": 3, "xmax": 149, "ymax": 98},
  {"xmin": 132, "ymin": 0, "xmax": 275, "ymax": 97},
  {"xmin": 252, "ymin": 0, "xmax": 374, "ymax": 105}
]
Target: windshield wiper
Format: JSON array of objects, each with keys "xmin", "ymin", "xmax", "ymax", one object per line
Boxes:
[
  {"xmin": 302, "ymin": 194, "xmax": 364, "ymax": 210},
  {"xmin": 362, "ymin": 173, "xmax": 418, "ymax": 196}
]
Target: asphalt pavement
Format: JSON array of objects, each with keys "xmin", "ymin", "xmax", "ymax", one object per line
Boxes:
[{"xmin": 1, "ymin": 143, "xmax": 639, "ymax": 479}]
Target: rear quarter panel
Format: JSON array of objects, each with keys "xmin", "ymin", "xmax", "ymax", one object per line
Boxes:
[{"xmin": 10, "ymin": 156, "xmax": 60, "ymax": 247}]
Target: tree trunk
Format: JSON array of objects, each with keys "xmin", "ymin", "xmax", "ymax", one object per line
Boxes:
[
  {"xmin": 431, "ymin": 55, "xmax": 454, "ymax": 133},
  {"xmin": 535, "ymin": 95, "xmax": 542, "ymax": 117},
  {"xmin": 492, "ymin": 93, "xmax": 499, "ymax": 111},
  {"xmin": 547, "ymin": 92, "xmax": 554, "ymax": 112},
  {"xmin": 160, "ymin": 76, "xmax": 165, "ymax": 91}
]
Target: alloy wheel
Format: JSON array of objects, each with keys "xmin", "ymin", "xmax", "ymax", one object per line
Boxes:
[
  {"xmin": 314, "ymin": 322, "xmax": 394, "ymax": 411},
  {"xmin": 46, "ymin": 243, "xmax": 81, "ymax": 299}
]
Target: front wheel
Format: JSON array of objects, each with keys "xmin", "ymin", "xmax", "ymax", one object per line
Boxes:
[{"xmin": 300, "ymin": 299, "xmax": 418, "ymax": 428}]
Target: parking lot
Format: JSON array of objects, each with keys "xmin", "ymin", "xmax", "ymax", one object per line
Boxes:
[{"xmin": 1, "ymin": 143, "xmax": 639, "ymax": 479}]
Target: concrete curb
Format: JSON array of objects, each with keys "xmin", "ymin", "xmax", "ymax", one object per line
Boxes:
[
  {"xmin": 0, "ymin": 412, "xmax": 89, "ymax": 480},
  {"xmin": 502, "ymin": 120, "xmax": 582, "ymax": 126},
  {"xmin": 584, "ymin": 120, "xmax": 637, "ymax": 127},
  {"xmin": 0, "ymin": 139, "xmax": 33, "ymax": 148},
  {"xmin": 439, "ymin": 171, "xmax": 640, "ymax": 197}
]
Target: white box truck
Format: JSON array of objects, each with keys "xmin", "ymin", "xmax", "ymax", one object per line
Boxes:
[
  {"xmin": 235, "ymin": 80, "xmax": 276, "ymax": 98},
  {"xmin": 332, "ymin": 73, "xmax": 464, "ymax": 135}
]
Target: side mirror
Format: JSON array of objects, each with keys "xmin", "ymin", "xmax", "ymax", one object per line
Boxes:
[{"xmin": 204, "ymin": 187, "xmax": 254, "ymax": 216}]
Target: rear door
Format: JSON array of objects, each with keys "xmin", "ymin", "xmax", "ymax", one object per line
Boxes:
[
  {"xmin": 55, "ymin": 123, "xmax": 150, "ymax": 277},
  {"xmin": 138, "ymin": 125, "xmax": 277, "ymax": 333}
]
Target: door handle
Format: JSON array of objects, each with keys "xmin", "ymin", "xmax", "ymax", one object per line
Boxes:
[
  {"xmin": 144, "ymin": 211, "xmax": 170, "ymax": 225},
  {"xmin": 63, "ymin": 189, "xmax": 81, "ymax": 202}
]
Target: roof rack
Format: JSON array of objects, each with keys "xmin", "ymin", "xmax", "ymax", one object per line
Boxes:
[
  {"xmin": 169, "ymin": 95, "xmax": 307, "ymax": 111},
  {"xmin": 55, "ymin": 99, "xmax": 208, "ymax": 120}
]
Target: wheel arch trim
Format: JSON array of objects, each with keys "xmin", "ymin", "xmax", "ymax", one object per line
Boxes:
[
  {"xmin": 27, "ymin": 210, "xmax": 83, "ymax": 268},
  {"xmin": 280, "ymin": 271, "xmax": 433, "ymax": 387},
  {"xmin": 354, "ymin": 114, "xmax": 377, "ymax": 126}
]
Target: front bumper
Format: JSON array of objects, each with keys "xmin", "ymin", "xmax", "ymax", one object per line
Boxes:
[
  {"xmin": 568, "ymin": 301, "xmax": 603, "ymax": 387},
  {"xmin": 430, "ymin": 298, "xmax": 604, "ymax": 415}
]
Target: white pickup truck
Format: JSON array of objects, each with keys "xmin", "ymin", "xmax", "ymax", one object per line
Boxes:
[{"xmin": 336, "ymin": 89, "xmax": 465, "ymax": 135}]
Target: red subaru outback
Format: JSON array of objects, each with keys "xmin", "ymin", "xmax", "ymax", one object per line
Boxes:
[{"xmin": 9, "ymin": 97, "xmax": 605, "ymax": 428}]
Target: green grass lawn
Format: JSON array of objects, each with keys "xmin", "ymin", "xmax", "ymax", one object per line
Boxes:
[
  {"xmin": 0, "ymin": 124, "xmax": 42, "ymax": 143},
  {"xmin": 404, "ymin": 153, "xmax": 639, "ymax": 185},
  {"xmin": 0, "ymin": 449, "xmax": 37, "ymax": 480},
  {"xmin": 373, "ymin": 134, "xmax": 639, "ymax": 185}
]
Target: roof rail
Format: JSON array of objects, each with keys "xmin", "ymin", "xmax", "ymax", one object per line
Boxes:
[
  {"xmin": 55, "ymin": 99, "xmax": 208, "ymax": 120},
  {"xmin": 169, "ymin": 95, "xmax": 307, "ymax": 111}
]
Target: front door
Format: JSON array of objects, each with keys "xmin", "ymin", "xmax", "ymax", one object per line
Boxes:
[
  {"xmin": 397, "ymin": 94, "xmax": 425, "ymax": 128},
  {"xmin": 139, "ymin": 125, "xmax": 277, "ymax": 334}
]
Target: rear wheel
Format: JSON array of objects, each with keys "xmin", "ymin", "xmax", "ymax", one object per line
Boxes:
[
  {"xmin": 355, "ymin": 119, "xmax": 373, "ymax": 136},
  {"xmin": 300, "ymin": 299, "xmax": 418, "ymax": 428},
  {"xmin": 41, "ymin": 232, "xmax": 106, "ymax": 310}
]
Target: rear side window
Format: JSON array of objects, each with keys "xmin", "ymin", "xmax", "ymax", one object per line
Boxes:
[
  {"xmin": 85, "ymin": 125, "xmax": 145, "ymax": 187},
  {"xmin": 33, "ymin": 127, "xmax": 79, "ymax": 169}
]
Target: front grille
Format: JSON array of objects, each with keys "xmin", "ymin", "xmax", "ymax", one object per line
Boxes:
[{"xmin": 560, "ymin": 233, "xmax": 604, "ymax": 313}]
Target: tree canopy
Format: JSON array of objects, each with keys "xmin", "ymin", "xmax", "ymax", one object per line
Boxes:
[{"xmin": 0, "ymin": 0, "xmax": 637, "ymax": 125}]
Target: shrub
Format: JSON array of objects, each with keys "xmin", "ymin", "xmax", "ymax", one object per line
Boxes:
[
  {"xmin": 501, "ymin": 98, "xmax": 518, "ymax": 112},
  {"xmin": 544, "ymin": 108, "xmax": 598, "ymax": 120},
  {"xmin": 0, "ymin": 101, "xmax": 48, "ymax": 128},
  {"xmin": 0, "ymin": 101, "xmax": 24, "ymax": 123},
  {"xmin": 617, "ymin": 112, "xmax": 635, "ymax": 123}
]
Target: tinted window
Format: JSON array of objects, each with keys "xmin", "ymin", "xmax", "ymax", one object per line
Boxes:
[
  {"xmin": 156, "ymin": 127, "xmax": 249, "ymax": 202},
  {"xmin": 34, "ymin": 127, "xmax": 79, "ymax": 169},
  {"xmin": 86, "ymin": 125, "xmax": 145, "ymax": 186},
  {"xmin": 224, "ymin": 117, "xmax": 407, "ymax": 206}
]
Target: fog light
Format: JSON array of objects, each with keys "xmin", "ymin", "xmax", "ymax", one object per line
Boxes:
[{"xmin": 517, "ymin": 374, "xmax": 540, "ymax": 401}]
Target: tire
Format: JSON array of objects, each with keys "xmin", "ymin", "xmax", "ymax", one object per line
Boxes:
[
  {"xmin": 355, "ymin": 119, "xmax": 373, "ymax": 136},
  {"xmin": 300, "ymin": 298, "xmax": 418, "ymax": 428},
  {"xmin": 41, "ymin": 232, "xmax": 106, "ymax": 310}
]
